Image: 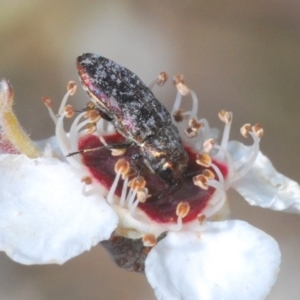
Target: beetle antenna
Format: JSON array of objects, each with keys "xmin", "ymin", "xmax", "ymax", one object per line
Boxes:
[
  {"xmin": 67, "ymin": 146, "xmax": 105, "ymax": 157},
  {"xmin": 155, "ymin": 181, "xmax": 180, "ymax": 200}
]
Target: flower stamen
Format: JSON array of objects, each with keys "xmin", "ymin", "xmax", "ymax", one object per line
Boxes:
[
  {"xmin": 111, "ymin": 148, "xmax": 127, "ymax": 156},
  {"xmin": 58, "ymin": 81, "xmax": 77, "ymax": 116},
  {"xmin": 107, "ymin": 159, "xmax": 130, "ymax": 204},
  {"xmin": 202, "ymin": 169, "xmax": 215, "ymax": 179},
  {"xmin": 173, "ymin": 109, "xmax": 184, "ymax": 122},
  {"xmin": 67, "ymin": 81, "xmax": 77, "ymax": 95},
  {"xmin": 252, "ymin": 123, "xmax": 264, "ymax": 138},
  {"xmin": 81, "ymin": 176, "xmax": 92, "ymax": 184},
  {"xmin": 142, "ymin": 234, "xmax": 157, "ymax": 247},
  {"xmin": 170, "ymin": 202, "xmax": 190, "ymax": 231},
  {"xmin": 203, "ymin": 179, "xmax": 227, "ymax": 218},
  {"xmin": 197, "ymin": 214, "xmax": 206, "ymax": 225},
  {"xmin": 64, "ymin": 105, "xmax": 75, "ymax": 118},
  {"xmin": 147, "ymin": 71, "xmax": 168, "ymax": 90},
  {"xmin": 130, "ymin": 187, "xmax": 150, "ymax": 215},
  {"xmin": 210, "ymin": 163, "xmax": 225, "ymax": 186},
  {"xmin": 128, "ymin": 176, "xmax": 146, "ymax": 190},
  {"xmin": 185, "ymin": 127, "xmax": 198, "ymax": 138},
  {"xmin": 184, "ymin": 118, "xmax": 203, "ymax": 138},
  {"xmin": 196, "ymin": 153, "xmax": 212, "ymax": 168},
  {"xmin": 232, "ymin": 130, "xmax": 261, "ymax": 182},
  {"xmin": 189, "ymin": 118, "xmax": 203, "ymax": 131},
  {"xmin": 176, "ymin": 201, "xmax": 190, "ymax": 218},
  {"xmin": 218, "ymin": 110, "xmax": 233, "ymax": 150},
  {"xmin": 240, "ymin": 123, "xmax": 251, "ymax": 138},
  {"xmin": 42, "ymin": 96, "xmax": 58, "ymax": 124},
  {"xmin": 193, "ymin": 174, "xmax": 209, "ymax": 190},
  {"xmin": 156, "ymin": 72, "xmax": 168, "ymax": 86},
  {"xmin": 203, "ymin": 138, "xmax": 215, "ymax": 153},
  {"xmin": 136, "ymin": 187, "xmax": 150, "ymax": 203},
  {"xmin": 127, "ymin": 177, "xmax": 147, "ymax": 212},
  {"xmin": 173, "ymin": 74, "xmax": 190, "ymax": 96}
]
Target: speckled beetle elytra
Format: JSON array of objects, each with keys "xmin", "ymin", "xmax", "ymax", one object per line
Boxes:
[{"xmin": 76, "ymin": 53, "xmax": 189, "ymax": 185}]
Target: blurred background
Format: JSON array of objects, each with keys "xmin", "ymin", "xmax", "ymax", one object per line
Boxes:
[{"xmin": 1, "ymin": 0, "xmax": 300, "ymax": 299}]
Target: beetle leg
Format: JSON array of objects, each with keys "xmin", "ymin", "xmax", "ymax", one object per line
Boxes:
[
  {"xmin": 183, "ymin": 170, "xmax": 204, "ymax": 178},
  {"xmin": 105, "ymin": 140, "xmax": 133, "ymax": 149},
  {"xmin": 67, "ymin": 146, "xmax": 105, "ymax": 157},
  {"xmin": 129, "ymin": 153, "xmax": 144, "ymax": 176},
  {"xmin": 147, "ymin": 178, "xmax": 180, "ymax": 200}
]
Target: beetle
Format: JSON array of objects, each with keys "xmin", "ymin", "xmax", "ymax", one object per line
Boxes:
[{"xmin": 76, "ymin": 53, "xmax": 189, "ymax": 185}]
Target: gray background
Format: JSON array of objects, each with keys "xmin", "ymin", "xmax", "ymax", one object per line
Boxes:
[{"xmin": 0, "ymin": 1, "xmax": 299, "ymax": 299}]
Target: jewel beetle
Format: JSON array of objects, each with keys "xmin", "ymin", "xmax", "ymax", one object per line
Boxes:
[{"xmin": 77, "ymin": 53, "xmax": 189, "ymax": 185}]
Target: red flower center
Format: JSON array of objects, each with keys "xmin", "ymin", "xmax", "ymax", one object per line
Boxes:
[{"xmin": 79, "ymin": 134, "xmax": 227, "ymax": 224}]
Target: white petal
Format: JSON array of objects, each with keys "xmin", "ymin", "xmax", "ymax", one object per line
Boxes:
[
  {"xmin": 34, "ymin": 136, "xmax": 64, "ymax": 159},
  {"xmin": 145, "ymin": 220, "xmax": 280, "ymax": 300},
  {"xmin": 0, "ymin": 154, "xmax": 118, "ymax": 264},
  {"xmin": 228, "ymin": 141, "xmax": 300, "ymax": 213}
]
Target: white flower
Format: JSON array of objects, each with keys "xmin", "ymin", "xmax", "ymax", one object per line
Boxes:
[
  {"xmin": 146, "ymin": 221, "xmax": 280, "ymax": 300},
  {"xmin": 0, "ymin": 154, "xmax": 117, "ymax": 264},
  {"xmin": 0, "ymin": 63, "xmax": 299, "ymax": 300},
  {"xmin": 0, "ymin": 80, "xmax": 118, "ymax": 264}
]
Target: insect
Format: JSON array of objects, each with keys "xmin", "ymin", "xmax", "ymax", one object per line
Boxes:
[{"xmin": 76, "ymin": 53, "xmax": 189, "ymax": 186}]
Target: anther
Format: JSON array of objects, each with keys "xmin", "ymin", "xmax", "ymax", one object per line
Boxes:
[
  {"xmin": 81, "ymin": 176, "xmax": 92, "ymax": 184},
  {"xmin": 197, "ymin": 214, "xmax": 206, "ymax": 225},
  {"xmin": 189, "ymin": 118, "xmax": 202, "ymax": 131},
  {"xmin": 67, "ymin": 81, "xmax": 77, "ymax": 96},
  {"xmin": 156, "ymin": 72, "xmax": 168, "ymax": 86},
  {"xmin": 42, "ymin": 96, "xmax": 53, "ymax": 109},
  {"xmin": 64, "ymin": 105, "xmax": 75, "ymax": 118},
  {"xmin": 196, "ymin": 153, "xmax": 212, "ymax": 167},
  {"xmin": 193, "ymin": 174, "xmax": 209, "ymax": 190},
  {"xmin": 185, "ymin": 127, "xmax": 198, "ymax": 138},
  {"xmin": 173, "ymin": 74, "xmax": 190, "ymax": 96},
  {"xmin": 176, "ymin": 202, "xmax": 190, "ymax": 218},
  {"xmin": 111, "ymin": 148, "xmax": 127, "ymax": 156},
  {"xmin": 252, "ymin": 124, "xmax": 264, "ymax": 138},
  {"xmin": 42, "ymin": 96, "xmax": 58, "ymax": 124},
  {"xmin": 136, "ymin": 187, "xmax": 150, "ymax": 203},
  {"xmin": 88, "ymin": 109, "xmax": 101, "ymax": 123},
  {"xmin": 173, "ymin": 109, "xmax": 184, "ymax": 122},
  {"xmin": 142, "ymin": 234, "xmax": 157, "ymax": 247},
  {"xmin": 128, "ymin": 176, "xmax": 146, "ymax": 190},
  {"xmin": 203, "ymin": 138, "xmax": 215, "ymax": 153},
  {"xmin": 115, "ymin": 159, "xmax": 130, "ymax": 175},
  {"xmin": 218, "ymin": 110, "xmax": 232, "ymax": 124},
  {"xmin": 240, "ymin": 123, "xmax": 251, "ymax": 138},
  {"xmin": 202, "ymin": 169, "xmax": 215, "ymax": 179},
  {"xmin": 185, "ymin": 118, "xmax": 203, "ymax": 137},
  {"xmin": 86, "ymin": 101, "xmax": 96, "ymax": 109}
]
